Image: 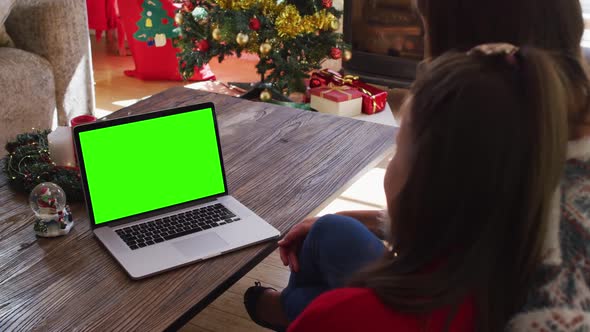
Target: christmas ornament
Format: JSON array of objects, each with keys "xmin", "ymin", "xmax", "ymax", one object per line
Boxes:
[
  {"xmin": 310, "ymin": 77, "xmax": 323, "ymax": 88},
  {"xmin": 175, "ymin": 12, "xmax": 184, "ymax": 25},
  {"xmin": 343, "ymin": 49, "xmax": 352, "ymax": 61},
  {"xmin": 259, "ymin": 89, "xmax": 272, "ymax": 102},
  {"xmin": 29, "ymin": 182, "xmax": 73, "ymax": 237},
  {"xmin": 182, "ymin": 0, "xmax": 195, "ymax": 12},
  {"xmin": 174, "ymin": 27, "xmax": 183, "ymax": 38},
  {"xmin": 195, "ymin": 39, "xmax": 210, "ymax": 52},
  {"xmin": 259, "ymin": 42, "xmax": 272, "ymax": 55},
  {"xmin": 330, "ymin": 18, "xmax": 340, "ymax": 31},
  {"xmin": 236, "ymin": 32, "xmax": 249, "ymax": 46},
  {"xmin": 192, "ymin": 6, "xmax": 208, "ymax": 22},
  {"xmin": 212, "ymin": 27, "xmax": 222, "ymax": 41},
  {"xmin": 249, "ymin": 17, "xmax": 261, "ymax": 31},
  {"xmin": 322, "ymin": 0, "xmax": 333, "ymax": 8},
  {"xmin": 330, "ymin": 47, "xmax": 342, "ymax": 59}
]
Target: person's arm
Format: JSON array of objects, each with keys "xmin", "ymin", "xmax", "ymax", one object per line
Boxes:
[
  {"xmin": 334, "ymin": 210, "xmax": 388, "ymax": 239},
  {"xmin": 388, "ymin": 88, "xmax": 410, "ymax": 120}
]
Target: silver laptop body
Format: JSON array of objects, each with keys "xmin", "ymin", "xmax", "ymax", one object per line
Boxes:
[{"xmin": 73, "ymin": 103, "xmax": 280, "ymax": 279}]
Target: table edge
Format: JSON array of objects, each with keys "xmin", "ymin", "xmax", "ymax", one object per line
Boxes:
[{"xmin": 164, "ymin": 243, "xmax": 278, "ymax": 331}]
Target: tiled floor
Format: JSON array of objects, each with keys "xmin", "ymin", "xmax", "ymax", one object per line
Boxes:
[{"xmin": 91, "ymin": 37, "xmax": 395, "ymax": 331}]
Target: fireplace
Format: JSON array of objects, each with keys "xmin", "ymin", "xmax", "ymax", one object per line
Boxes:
[{"xmin": 342, "ymin": 0, "xmax": 424, "ymax": 88}]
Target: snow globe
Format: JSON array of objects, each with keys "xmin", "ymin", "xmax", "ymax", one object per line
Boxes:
[{"xmin": 29, "ymin": 182, "xmax": 73, "ymax": 237}]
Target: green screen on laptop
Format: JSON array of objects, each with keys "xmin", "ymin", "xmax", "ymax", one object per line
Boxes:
[{"xmin": 78, "ymin": 107, "xmax": 226, "ymax": 225}]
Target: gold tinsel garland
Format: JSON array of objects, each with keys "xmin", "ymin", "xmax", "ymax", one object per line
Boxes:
[
  {"xmin": 275, "ymin": 5, "xmax": 302, "ymax": 37},
  {"xmin": 276, "ymin": 6, "xmax": 336, "ymax": 37},
  {"xmin": 260, "ymin": 0, "xmax": 286, "ymax": 18},
  {"xmin": 212, "ymin": 0, "xmax": 337, "ymax": 38},
  {"xmin": 214, "ymin": 0, "xmax": 283, "ymax": 12}
]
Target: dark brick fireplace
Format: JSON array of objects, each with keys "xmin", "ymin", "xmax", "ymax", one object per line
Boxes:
[{"xmin": 342, "ymin": 0, "xmax": 424, "ymax": 88}]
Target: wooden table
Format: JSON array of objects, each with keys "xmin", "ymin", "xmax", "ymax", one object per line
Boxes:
[{"xmin": 0, "ymin": 87, "xmax": 396, "ymax": 331}]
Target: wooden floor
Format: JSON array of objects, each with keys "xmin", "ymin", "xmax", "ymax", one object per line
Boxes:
[{"xmin": 91, "ymin": 37, "xmax": 391, "ymax": 331}]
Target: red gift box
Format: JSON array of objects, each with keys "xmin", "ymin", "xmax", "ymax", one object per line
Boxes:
[
  {"xmin": 353, "ymin": 82, "xmax": 388, "ymax": 115},
  {"xmin": 310, "ymin": 69, "xmax": 388, "ymax": 115}
]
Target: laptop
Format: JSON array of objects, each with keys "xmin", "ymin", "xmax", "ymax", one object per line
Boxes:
[{"xmin": 73, "ymin": 102, "xmax": 281, "ymax": 279}]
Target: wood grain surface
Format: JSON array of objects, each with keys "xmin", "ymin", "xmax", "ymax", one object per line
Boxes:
[{"xmin": 0, "ymin": 87, "xmax": 396, "ymax": 331}]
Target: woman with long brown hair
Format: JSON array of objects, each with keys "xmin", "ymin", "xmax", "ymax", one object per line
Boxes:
[
  {"xmin": 245, "ymin": 0, "xmax": 590, "ymax": 329},
  {"xmin": 413, "ymin": 0, "xmax": 590, "ymax": 329},
  {"xmin": 244, "ymin": 44, "xmax": 569, "ymax": 331}
]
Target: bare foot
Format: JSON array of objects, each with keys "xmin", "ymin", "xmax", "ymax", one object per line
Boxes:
[{"xmin": 256, "ymin": 289, "xmax": 289, "ymax": 328}]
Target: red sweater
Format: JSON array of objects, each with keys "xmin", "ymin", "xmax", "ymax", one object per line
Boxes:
[{"xmin": 287, "ymin": 288, "xmax": 475, "ymax": 332}]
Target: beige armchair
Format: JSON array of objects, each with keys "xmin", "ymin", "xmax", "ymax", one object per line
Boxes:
[{"xmin": 0, "ymin": 0, "xmax": 95, "ymax": 156}]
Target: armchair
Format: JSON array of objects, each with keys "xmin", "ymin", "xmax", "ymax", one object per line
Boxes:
[{"xmin": 0, "ymin": 0, "xmax": 95, "ymax": 156}]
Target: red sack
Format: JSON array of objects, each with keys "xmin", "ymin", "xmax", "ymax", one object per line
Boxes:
[{"xmin": 118, "ymin": 0, "xmax": 215, "ymax": 81}]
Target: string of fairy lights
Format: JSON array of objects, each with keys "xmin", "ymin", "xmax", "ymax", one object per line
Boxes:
[{"xmin": 3, "ymin": 130, "xmax": 83, "ymax": 201}]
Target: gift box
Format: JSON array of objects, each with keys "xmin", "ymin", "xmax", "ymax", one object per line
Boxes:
[
  {"xmin": 310, "ymin": 69, "xmax": 347, "ymax": 88},
  {"xmin": 310, "ymin": 84, "xmax": 363, "ymax": 117},
  {"xmin": 310, "ymin": 69, "xmax": 388, "ymax": 115},
  {"xmin": 353, "ymin": 82, "xmax": 389, "ymax": 115}
]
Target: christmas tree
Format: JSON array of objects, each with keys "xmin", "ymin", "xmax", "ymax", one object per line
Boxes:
[
  {"xmin": 175, "ymin": 0, "xmax": 350, "ymax": 97},
  {"xmin": 135, "ymin": 0, "xmax": 179, "ymax": 47}
]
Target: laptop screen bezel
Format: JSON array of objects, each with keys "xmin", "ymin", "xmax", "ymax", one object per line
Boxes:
[{"xmin": 73, "ymin": 102, "xmax": 229, "ymax": 229}]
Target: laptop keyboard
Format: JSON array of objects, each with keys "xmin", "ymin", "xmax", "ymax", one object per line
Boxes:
[{"xmin": 115, "ymin": 203, "xmax": 241, "ymax": 250}]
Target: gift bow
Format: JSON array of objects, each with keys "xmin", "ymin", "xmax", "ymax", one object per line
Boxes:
[
  {"xmin": 319, "ymin": 69, "xmax": 359, "ymax": 85},
  {"xmin": 339, "ymin": 75, "xmax": 360, "ymax": 85},
  {"xmin": 320, "ymin": 83, "xmax": 355, "ymax": 100},
  {"xmin": 356, "ymin": 86, "xmax": 380, "ymax": 114}
]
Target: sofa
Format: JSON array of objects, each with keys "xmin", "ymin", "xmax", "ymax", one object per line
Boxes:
[{"xmin": 0, "ymin": 0, "xmax": 95, "ymax": 156}]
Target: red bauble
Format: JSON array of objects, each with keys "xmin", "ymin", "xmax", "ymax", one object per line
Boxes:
[
  {"xmin": 183, "ymin": 0, "xmax": 195, "ymax": 12},
  {"xmin": 249, "ymin": 17, "xmax": 261, "ymax": 31},
  {"xmin": 310, "ymin": 78, "xmax": 323, "ymax": 88},
  {"xmin": 322, "ymin": 0, "xmax": 333, "ymax": 8},
  {"xmin": 195, "ymin": 39, "xmax": 210, "ymax": 52},
  {"xmin": 330, "ymin": 47, "xmax": 342, "ymax": 59}
]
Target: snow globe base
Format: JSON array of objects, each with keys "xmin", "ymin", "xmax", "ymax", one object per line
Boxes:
[{"xmin": 33, "ymin": 206, "xmax": 74, "ymax": 238}]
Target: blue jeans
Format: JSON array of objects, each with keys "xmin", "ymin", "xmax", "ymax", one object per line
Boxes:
[{"xmin": 280, "ymin": 214, "xmax": 386, "ymax": 321}]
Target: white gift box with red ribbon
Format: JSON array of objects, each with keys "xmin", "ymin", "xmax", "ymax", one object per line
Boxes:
[{"xmin": 310, "ymin": 84, "xmax": 363, "ymax": 117}]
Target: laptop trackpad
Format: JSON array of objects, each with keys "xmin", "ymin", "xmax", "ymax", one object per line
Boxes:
[{"xmin": 172, "ymin": 232, "xmax": 229, "ymax": 258}]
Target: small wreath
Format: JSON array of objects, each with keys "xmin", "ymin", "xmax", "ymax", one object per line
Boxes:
[{"xmin": 2, "ymin": 130, "xmax": 83, "ymax": 201}]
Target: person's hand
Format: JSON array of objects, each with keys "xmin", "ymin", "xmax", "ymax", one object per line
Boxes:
[{"xmin": 277, "ymin": 216, "xmax": 318, "ymax": 272}]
